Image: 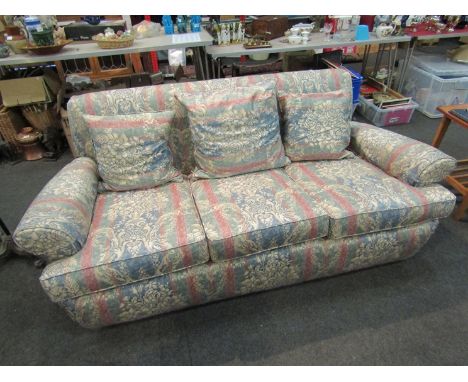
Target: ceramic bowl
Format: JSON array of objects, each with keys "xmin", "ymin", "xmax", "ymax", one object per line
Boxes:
[
  {"xmin": 290, "ymin": 28, "xmax": 300, "ymax": 36},
  {"xmin": 288, "ymin": 35, "xmax": 302, "ymax": 44}
]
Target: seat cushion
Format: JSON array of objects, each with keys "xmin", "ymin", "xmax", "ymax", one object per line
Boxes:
[
  {"xmin": 278, "ymin": 90, "xmax": 352, "ymax": 161},
  {"xmin": 174, "ymin": 82, "xmax": 290, "ymax": 178},
  {"xmin": 40, "ymin": 181, "xmax": 209, "ymax": 302},
  {"xmin": 285, "ymin": 156, "xmax": 456, "ymax": 239},
  {"xmin": 191, "ymin": 168, "xmax": 329, "ymax": 262},
  {"xmin": 84, "ymin": 111, "xmax": 182, "ymax": 191}
]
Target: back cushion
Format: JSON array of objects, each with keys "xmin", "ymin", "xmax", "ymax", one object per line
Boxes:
[
  {"xmin": 278, "ymin": 90, "xmax": 352, "ymax": 161},
  {"xmin": 174, "ymin": 83, "xmax": 289, "ymax": 178},
  {"xmin": 67, "ymin": 69, "xmax": 353, "ymax": 174}
]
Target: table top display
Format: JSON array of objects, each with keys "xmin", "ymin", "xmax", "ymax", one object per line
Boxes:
[
  {"xmin": 0, "ymin": 30, "xmax": 214, "ymax": 66},
  {"xmin": 206, "ymin": 32, "xmax": 412, "ymax": 58}
]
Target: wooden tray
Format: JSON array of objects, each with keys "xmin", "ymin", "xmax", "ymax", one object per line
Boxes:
[
  {"xmin": 25, "ymin": 40, "xmax": 73, "ymax": 55},
  {"xmin": 243, "ymin": 43, "xmax": 272, "ymax": 49}
]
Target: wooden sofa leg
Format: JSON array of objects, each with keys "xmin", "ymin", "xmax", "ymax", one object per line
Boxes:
[{"xmin": 453, "ymin": 195, "xmax": 468, "ymax": 220}]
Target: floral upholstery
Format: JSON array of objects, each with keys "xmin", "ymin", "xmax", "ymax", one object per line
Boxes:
[
  {"xmin": 67, "ymin": 69, "xmax": 352, "ymax": 174},
  {"xmin": 191, "ymin": 169, "xmax": 329, "ymax": 262},
  {"xmin": 13, "ymin": 158, "xmax": 98, "ymax": 263},
  {"xmin": 51, "ymin": 221, "xmax": 438, "ymax": 328},
  {"xmin": 285, "ymin": 156, "xmax": 456, "ymax": 239},
  {"xmin": 350, "ymin": 122, "xmax": 456, "ymax": 186},
  {"xmin": 278, "ymin": 90, "xmax": 352, "ymax": 161},
  {"xmin": 174, "ymin": 83, "xmax": 289, "ymax": 178},
  {"xmin": 40, "ymin": 181, "xmax": 209, "ymax": 302},
  {"xmin": 85, "ymin": 112, "xmax": 182, "ymax": 191}
]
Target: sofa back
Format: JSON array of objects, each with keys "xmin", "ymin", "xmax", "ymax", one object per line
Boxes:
[{"xmin": 67, "ymin": 69, "xmax": 352, "ymax": 174}]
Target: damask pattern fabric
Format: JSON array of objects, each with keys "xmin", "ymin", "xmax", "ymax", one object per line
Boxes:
[
  {"xmin": 67, "ymin": 69, "xmax": 352, "ymax": 174},
  {"xmin": 278, "ymin": 90, "xmax": 352, "ymax": 161},
  {"xmin": 13, "ymin": 158, "xmax": 98, "ymax": 263},
  {"xmin": 191, "ymin": 169, "xmax": 329, "ymax": 262},
  {"xmin": 50, "ymin": 221, "xmax": 438, "ymax": 328},
  {"xmin": 84, "ymin": 112, "xmax": 182, "ymax": 191},
  {"xmin": 285, "ymin": 156, "xmax": 455, "ymax": 239},
  {"xmin": 350, "ymin": 121, "xmax": 456, "ymax": 186},
  {"xmin": 40, "ymin": 181, "xmax": 210, "ymax": 302},
  {"xmin": 174, "ymin": 83, "xmax": 290, "ymax": 178}
]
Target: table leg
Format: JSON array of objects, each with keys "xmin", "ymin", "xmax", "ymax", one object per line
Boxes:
[
  {"xmin": 211, "ymin": 57, "xmax": 216, "ymax": 79},
  {"xmin": 195, "ymin": 47, "xmax": 205, "ymax": 80},
  {"xmin": 218, "ymin": 58, "xmax": 221, "ymax": 79},
  {"xmin": 453, "ymin": 193, "xmax": 468, "ymax": 220},
  {"xmin": 361, "ymin": 44, "xmax": 370, "ymax": 75},
  {"xmin": 432, "ymin": 117, "xmax": 451, "ymax": 148},
  {"xmin": 203, "ymin": 47, "xmax": 210, "ymax": 80},
  {"xmin": 397, "ymin": 37, "xmax": 416, "ymax": 92}
]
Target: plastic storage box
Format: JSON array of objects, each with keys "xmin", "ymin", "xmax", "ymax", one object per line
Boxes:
[
  {"xmin": 402, "ymin": 64, "xmax": 468, "ymax": 118},
  {"xmin": 344, "ymin": 65, "xmax": 364, "ymax": 105},
  {"xmin": 357, "ymin": 96, "xmax": 418, "ymax": 127},
  {"xmin": 411, "ymin": 53, "xmax": 468, "ymax": 78}
]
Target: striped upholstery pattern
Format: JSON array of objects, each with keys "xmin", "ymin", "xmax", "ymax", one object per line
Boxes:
[
  {"xmin": 191, "ymin": 169, "xmax": 329, "ymax": 262},
  {"xmin": 278, "ymin": 90, "xmax": 352, "ymax": 161},
  {"xmin": 350, "ymin": 122, "xmax": 456, "ymax": 186},
  {"xmin": 285, "ymin": 156, "xmax": 456, "ymax": 239},
  {"xmin": 85, "ymin": 112, "xmax": 182, "ymax": 191},
  {"xmin": 174, "ymin": 83, "xmax": 289, "ymax": 178},
  {"xmin": 40, "ymin": 181, "xmax": 209, "ymax": 302},
  {"xmin": 67, "ymin": 69, "xmax": 352, "ymax": 174},
  {"xmin": 51, "ymin": 221, "xmax": 438, "ymax": 328},
  {"xmin": 13, "ymin": 157, "xmax": 98, "ymax": 263}
]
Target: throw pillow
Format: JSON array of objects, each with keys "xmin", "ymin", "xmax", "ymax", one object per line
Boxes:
[
  {"xmin": 84, "ymin": 111, "xmax": 182, "ymax": 191},
  {"xmin": 174, "ymin": 83, "xmax": 290, "ymax": 178},
  {"xmin": 278, "ymin": 89, "xmax": 352, "ymax": 161}
]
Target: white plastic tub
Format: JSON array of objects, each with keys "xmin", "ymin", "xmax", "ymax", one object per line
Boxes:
[
  {"xmin": 357, "ymin": 96, "xmax": 418, "ymax": 127},
  {"xmin": 402, "ymin": 64, "xmax": 468, "ymax": 118}
]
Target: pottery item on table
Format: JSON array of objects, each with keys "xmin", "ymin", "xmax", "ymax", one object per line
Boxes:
[
  {"xmin": 24, "ymin": 16, "xmax": 41, "ymax": 43},
  {"xmin": 31, "ymin": 28, "xmax": 54, "ymax": 46},
  {"xmin": 288, "ymin": 35, "xmax": 302, "ymax": 44},
  {"xmin": 290, "ymin": 27, "xmax": 300, "ymax": 36},
  {"xmin": 15, "ymin": 127, "xmax": 45, "ymax": 161},
  {"xmin": 25, "ymin": 39, "xmax": 72, "ymax": 55},
  {"xmin": 5, "ymin": 37, "xmax": 28, "ymax": 54},
  {"xmin": 375, "ymin": 24, "xmax": 395, "ymax": 38},
  {"xmin": 0, "ymin": 44, "xmax": 10, "ymax": 58}
]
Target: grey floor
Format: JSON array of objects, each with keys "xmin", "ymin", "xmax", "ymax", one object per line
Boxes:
[{"xmin": 0, "ymin": 110, "xmax": 467, "ymax": 365}]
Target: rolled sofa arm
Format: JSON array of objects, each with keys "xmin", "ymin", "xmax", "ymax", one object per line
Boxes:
[
  {"xmin": 350, "ymin": 122, "xmax": 456, "ymax": 186},
  {"xmin": 13, "ymin": 157, "xmax": 98, "ymax": 264}
]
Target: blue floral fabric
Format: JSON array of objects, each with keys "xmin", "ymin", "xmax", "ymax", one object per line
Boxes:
[
  {"xmin": 50, "ymin": 221, "xmax": 438, "ymax": 328},
  {"xmin": 174, "ymin": 83, "xmax": 289, "ymax": 178},
  {"xmin": 285, "ymin": 155, "xmax": 456, "ymax": 238},
  {"xmin": 350, "ymin": 122, "xmax": 456, "ymax": 186},
  {"xmin": 13, "ymin": 158, "xmax": 98, "ymax": 263},
  {"xmin": 191, "ymin": 168, "xmax": 329, "ymax": 261},
  {"xmin": 85, "ymin": 112, "xmax": 182, "ymax": 191},
  {"xmin": 40, "ymin": 181, "xmax": 210, "ymax": 302}
]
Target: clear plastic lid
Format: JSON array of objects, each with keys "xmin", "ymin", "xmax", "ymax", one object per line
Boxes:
[{"xmin": 411, "ymin": 53, "xmax": 468, "ymax": 78}]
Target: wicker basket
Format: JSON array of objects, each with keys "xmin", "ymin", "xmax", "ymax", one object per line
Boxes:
[
  {"xmin": 21, "ymin": 103, "xmax": 60, "ymax": 132},
  {"xmin": 94, "ymin": 36, "xmax": 134, "ymax": 49},
  {"xmin": 60, "ymin": 108, "xmax": 78, "ymax": 157},
  {"xmin": 0, "ymin": 106, "xmax": 28, "ymax": 153}
]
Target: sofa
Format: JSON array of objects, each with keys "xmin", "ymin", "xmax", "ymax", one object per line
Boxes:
[{"xmin": 13, "ymin": 69, "xmax": 457, "ymax": 329}]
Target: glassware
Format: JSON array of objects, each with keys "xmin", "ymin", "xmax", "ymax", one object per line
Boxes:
[{"xmin": 323, "ymin": 23, "xmax": 332, "ymax": 41}]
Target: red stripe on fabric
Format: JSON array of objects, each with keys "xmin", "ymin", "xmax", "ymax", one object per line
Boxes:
[
  {"xmin": 297, "ymin": 163, "xmax": 358, "ymax": 236},
  {"xmin": 401, "ymin": 183, "xmax": 431, "ymax": 221},
  {"xmin": 187, "ymin": 273, "xmax": 201, "ymax": 304},
  {"xmin": 185, "ymin": 92, "xmax": 271, "ymax": 110},
  {"xmin": 303, "ymin": 245, "xmax": 314, "ymax": 280},
  {"xmin": 337, "ymin": 242, "xmax": 348, "ymax": 272},
  {"xmin": 81, "ymin": 196, "xmax": 106, "ymax": 292},
  {"xmin": 385, "ymin": 142, "xmax": 418, "ymax": 173},
  {"xmin": 279, "ymin": 91, "xmax": 347, "ymax": 102},
  {"xmin": 87, "ymin": 117, "xmax": 172, "ymax": 129},
  {"xmin": 200, "ymin": 181, "xmax": 235, "ymax": 259},
  {"xmin": 247, "ymin": 75, "xmax": 256, "ymax": 85},
  {"xmin": 274, "ymin": 73, "xmax": 285, "ymax": 91},
  {"xmin": 155, "ymin": 86, "xmax": 166, "ymax": 109},
  {"xmin": 199, "ymin": 143, "xmax": 284, "ymax": 175},
  {"xmin": 84, "ymin": 93, "xmax": 95, "ymax": 114},
  {"xmin": 225, "ymin": 263, "xmax": 236, "ymax": 297},
  {"xmin": 32, "ymin": 197, "xmax": 90, "ymax": 221},
  {"xmin": 287, "ymin": 151, "xmax": 347, "ymax": 161},
  {"xmin": 94, "ymin": 294, "xmax": 114, "ymax": 326},
  {"xmin": 269, "ymin": 171, "xmax": 318, "ymax": 239},
  {"xmin": 331, "ymin": 69, "xmax": 341, "ymax": 89},
  {"xmin": 407, "ymin": 229, "xmax": 417, "ymax": 256},
  {"xmin": 170, "ymin": 183, "xmax": 193, "ymax": 267}
]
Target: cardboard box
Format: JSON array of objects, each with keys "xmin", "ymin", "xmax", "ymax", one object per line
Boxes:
[{"xmin": 0, "ymin": 70, "xmax": 61, "ymax": 108}]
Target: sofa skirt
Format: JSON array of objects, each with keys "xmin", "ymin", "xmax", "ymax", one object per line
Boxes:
[{"xmin": 59, "ymin": 220, "xmax": 438, "ymax": 328}]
